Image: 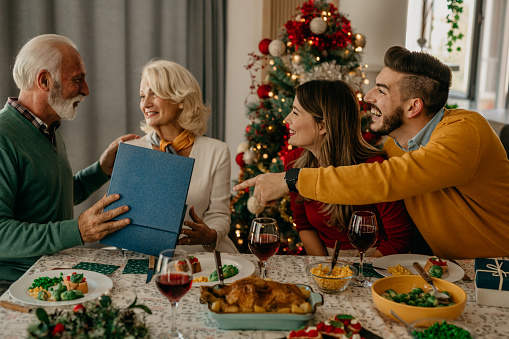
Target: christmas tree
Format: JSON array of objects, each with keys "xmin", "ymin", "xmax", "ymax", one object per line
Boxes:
[{"xmin": 229, "ymin": 0, "xmax": 382, "ymax": 254}]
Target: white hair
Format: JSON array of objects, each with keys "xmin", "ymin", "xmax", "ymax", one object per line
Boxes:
[
  {"xmin": 13, "ymin": 34, "xmax": 77, "ymax": 91},
  {"xmin": 140, "ymin": 59, "xmax": 210, "ymax": 136}
]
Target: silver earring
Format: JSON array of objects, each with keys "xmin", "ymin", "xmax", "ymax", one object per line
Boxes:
[{"xmin": 179, "ymin": 104, "xmax": 184, "ymax": 109}]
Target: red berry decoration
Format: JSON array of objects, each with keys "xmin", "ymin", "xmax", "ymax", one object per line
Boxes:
[
  {"xmin": 52, "ymin": 323, "xmax": 65, "ymax": 335},
  {"xmin": 73, "ymin": 304, "xmax": 85, "ymax": 312},
  {"xmin": 258, "ymin": 38, "xmax": 271, "ymax": 55},
  {"xmin": 257, "ymin": 84, "xmax": 272, "ymax": 99}
]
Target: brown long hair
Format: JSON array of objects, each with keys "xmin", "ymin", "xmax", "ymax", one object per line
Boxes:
[{"xmin": 292, "ymin": 80, "xmax": 383, "ymax": 231}]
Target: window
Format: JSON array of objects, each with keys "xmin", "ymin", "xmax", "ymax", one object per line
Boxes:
[{"xmin": 405, "ymin": 0, "xmax": 482, "ymax": 100}]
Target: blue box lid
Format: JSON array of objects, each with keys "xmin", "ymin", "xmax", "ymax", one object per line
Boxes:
[{"xmin": 475, "ymin": 258, "xmax": 509, "ymax": 291}]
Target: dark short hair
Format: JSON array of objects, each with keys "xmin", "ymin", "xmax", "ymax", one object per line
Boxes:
[{"xmin": 384, "ymin": 46, "xmax": 451, "ymax": 115}]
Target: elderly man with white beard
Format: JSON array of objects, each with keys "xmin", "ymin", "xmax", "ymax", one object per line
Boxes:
[{"xmin": 0, "ymin": 34, "xmax": 139, "ymax": 292}]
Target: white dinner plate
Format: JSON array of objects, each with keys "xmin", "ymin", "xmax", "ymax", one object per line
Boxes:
[
  {"xmin": 191, "ymin": 254, "xmax": 256, "ymax": 286},
  {"xmin": 372, "ymin": 254, "xmax": 465, "ymax": 282},
  {"xmin": 9, "ymin": 269, "xmax": 113, "ymax": 306}
]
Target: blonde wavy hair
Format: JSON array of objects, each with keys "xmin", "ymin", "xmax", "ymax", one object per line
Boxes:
[{"xmin": 140, "ymin": 59, "xmax": 210, "ymax": 136}]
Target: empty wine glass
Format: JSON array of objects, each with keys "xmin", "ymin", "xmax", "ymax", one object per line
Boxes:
[
  {"xmin": 248, "ymin": 217, "xmax": 280, "ymax": 279},
  {"xmin": 348, "ymin": 211, "xmax": 378, "ymax": 287},
  {"xmin": 155, "ymin": 249, "xmax": 193, "ymax": 339}
]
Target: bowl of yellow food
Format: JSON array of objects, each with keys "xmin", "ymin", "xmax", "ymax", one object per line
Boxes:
[
  {"xmin": 306, "ymin": 261, "xmax": 358, "ymax": 294},
  {"xmin": 371, "ymin": 275, "xmax": 467, "ymax": 324}
]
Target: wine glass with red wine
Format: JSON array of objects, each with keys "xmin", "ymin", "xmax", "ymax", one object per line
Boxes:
[
  {"xmin": 155, "ymin": 249, "xmax": 193, "ymax": 339},
  {"xmin": 248, "ymin": 217, "xmax": 280, "ymax": 279},
  {"xmin": 348, "ymin": 211, "xmax": 378, "ymax": 287}
]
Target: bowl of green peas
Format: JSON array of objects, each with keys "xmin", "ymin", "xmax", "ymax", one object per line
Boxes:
[
  {"xmin": 408, "ymin": 318, "xmax": 477, "ymax": 339},
  {"xmin": 371, "ymin": 275, "xmax": 467, "ymax": 324}
]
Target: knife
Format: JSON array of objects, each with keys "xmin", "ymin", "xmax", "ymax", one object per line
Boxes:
[
  {"xmin": 327, "ymin": 240, "xmax": 341, "ymax": 276},
  {"xmin": 350, "ymin": 262, "xmax": 388, "ymax": 272},
  {"xmin": 449, "ymin": 259, "xmax": 473, "ymax": 282},
  {"xmin": 146, "ymin": 255, "xmax": 155, "ymax": 283},
  {"xmin": 0, "ymin": 300, "xmax": 33, "ymax": 313},
  {"xmin": 213, "ymin": 250, "xmax": 225, "ymax": 286}
]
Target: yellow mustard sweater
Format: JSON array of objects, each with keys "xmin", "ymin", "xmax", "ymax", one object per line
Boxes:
[{"xmin": 299, "ymin": 109, "xmax": 509, "ymax": 259}]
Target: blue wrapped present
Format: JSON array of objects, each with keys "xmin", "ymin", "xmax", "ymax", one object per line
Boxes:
[{"xmin": 475, "ymin": 258, "xmax": 509, "ymax": 307}]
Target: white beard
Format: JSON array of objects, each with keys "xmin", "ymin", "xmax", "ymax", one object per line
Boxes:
[{"xmin": 48, "ymin": 81, "xmax": 84, "ymax": 121}]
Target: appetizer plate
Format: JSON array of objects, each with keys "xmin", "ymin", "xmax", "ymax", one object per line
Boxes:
[
  {"xmin": 192, "ymin": 254, "xmax": 256, "ymax": 286},
  {"xmin": 206, "ymin": 284, "xmax": 323, "ymax": 330},
  {"xmin": 9, "ymin": 269, "xmax": 113, "ymax": 306},
  {"xmin": 373, "ymin": 254, "xmax": 464, "ymax": 282}
]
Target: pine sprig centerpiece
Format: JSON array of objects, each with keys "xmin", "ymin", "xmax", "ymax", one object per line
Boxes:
[
  {"xmin": 27, "ymin": 295, "xmax": 151, "ymax": 338},
  {"xmin": 230, "ymin": 0, "xmax": 381, "ymax": 254}
]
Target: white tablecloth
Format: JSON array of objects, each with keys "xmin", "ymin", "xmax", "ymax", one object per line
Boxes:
[{"xmin": 1, "ymin": 248, "xmax": 508, "ymax": 338}]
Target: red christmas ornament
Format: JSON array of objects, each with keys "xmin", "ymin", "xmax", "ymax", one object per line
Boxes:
[
  {"xmin": 362, "ymin": 132, "xmax": 374, "ymax": 143},
  {"xmin": 236, "ymin": 153, "xmax": 245, "ymax": 167},
  {"xmin": 258, "ymin": 38, "xmax": 271, "ymax": 55},
  {"xmin": 257, "ymin": 84, "xmax": 271, "ymax": 99}
]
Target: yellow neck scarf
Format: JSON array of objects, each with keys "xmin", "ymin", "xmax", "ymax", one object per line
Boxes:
[{"xmin": 159, "ymin": 130, "xmax": 195, "ymax": 153}]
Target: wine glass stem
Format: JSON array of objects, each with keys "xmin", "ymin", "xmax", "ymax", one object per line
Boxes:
[
  {"xmin": 358, "ymin": 251, "xmax": 365, "ymax": 282},
  {"xmin": 260, "ymin": 261, "xmax": 267, "ymax": 279},
  {"xmin": 169, "ymin": 301, "xmax": 179, "ymax": 337}
]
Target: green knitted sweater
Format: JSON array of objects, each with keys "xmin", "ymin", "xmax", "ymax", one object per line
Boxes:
[{"xmin": 0, "ymin": 103, "xmax": 110, "ymax": 281}]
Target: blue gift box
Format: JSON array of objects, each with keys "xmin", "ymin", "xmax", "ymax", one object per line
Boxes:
[{"xmin": 474, "ymin": 258, "xmax": 509, "ymax": 307}]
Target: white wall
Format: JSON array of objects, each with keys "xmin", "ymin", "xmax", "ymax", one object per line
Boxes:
[
  {"xmin": 339, "ymin": 0, "xmax": 408, "ymax": 91},
  {"xmin": 225, "ymin": 0, "xmax": 263, "ymax": 184},
  {"xmin": 224, "ymin": 0, "xmax": 409, "ymax": 183}
]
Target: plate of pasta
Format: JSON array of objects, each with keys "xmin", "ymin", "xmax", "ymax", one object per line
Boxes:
[{"xmin": 372, "ymin": 254, "xmax": 464, "ymax": 282}]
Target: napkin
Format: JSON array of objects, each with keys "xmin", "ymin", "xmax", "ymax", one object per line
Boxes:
[
  {"xmin": 352, "ymin": 263, "xmax": 385, "ymax": 278},
  {"xmin": 123, "ymin": 259, "xmax": 150, "ymax": 274},
  {"xmin": 72, "ymin": 262, "xmax": 120, "ymax": 275}
]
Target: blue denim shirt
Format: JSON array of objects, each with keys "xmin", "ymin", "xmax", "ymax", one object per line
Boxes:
[{"xmin": 394, "ymin": 108, "xmax": 445, "ymax": 151}]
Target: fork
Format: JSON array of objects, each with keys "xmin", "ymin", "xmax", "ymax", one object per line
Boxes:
[{"xmin": 413, "ymin": 262, "xmax": 452, "ymax": 303}]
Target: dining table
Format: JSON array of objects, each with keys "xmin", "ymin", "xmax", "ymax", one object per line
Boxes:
[{"xmin": 1, "ymin": 247, "xmax": 508, "ymax": 339}]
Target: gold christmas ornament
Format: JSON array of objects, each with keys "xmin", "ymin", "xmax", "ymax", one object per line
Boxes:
[
  {"xmin": 268, "ymin": 39, "xmax": 286, "ymax": 57},
  {"xmin": 353, "ymin": 33, "xmax": 366, "ymax": 48},
  {"xmin": 309, "ymin": 17, "xmax": 327, "ymax": 35},
  {"xmin": 247, "ymin": 196, "xmax": 265, "ymax": 215}
]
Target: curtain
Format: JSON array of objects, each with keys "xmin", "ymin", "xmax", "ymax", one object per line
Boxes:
[{"xmin": 0, "ymin": 0, "xmax": 226, "ymax": 214}]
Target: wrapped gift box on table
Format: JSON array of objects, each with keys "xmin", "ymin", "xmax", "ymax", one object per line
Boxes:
[{"xmin": 475, "ymin": 258, "xmax": 509, "ymax": 308}]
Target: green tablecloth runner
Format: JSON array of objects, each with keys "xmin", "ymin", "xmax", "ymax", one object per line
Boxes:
[{"xmin": 72, "ymin": 262, "xmax": 120, "ymax": 275}]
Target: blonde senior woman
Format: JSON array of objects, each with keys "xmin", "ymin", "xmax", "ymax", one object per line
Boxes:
[{"xmin": 127, "ymin": 59, "xmax": 238, "ymax": 253}]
